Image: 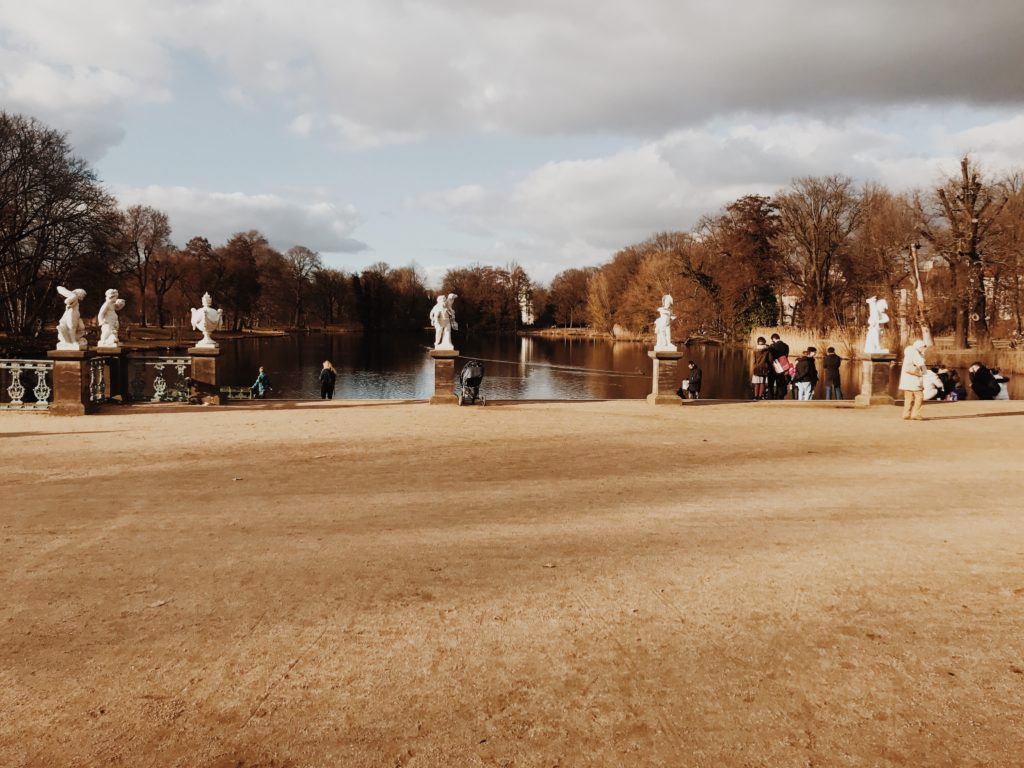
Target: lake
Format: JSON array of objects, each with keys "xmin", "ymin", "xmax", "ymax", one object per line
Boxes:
[{"xmin": 212, "ymin": 332, "xmax": 995, "ymax": 401}]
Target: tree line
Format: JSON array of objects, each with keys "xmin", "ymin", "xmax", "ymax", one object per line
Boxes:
[
  {"xmin": 539, "ymin": 164, "xmax": 1024, "ymax": 349},
  {"xmin": 4, "ymin": 109, "xmax": 1024, "ymax": 353}
]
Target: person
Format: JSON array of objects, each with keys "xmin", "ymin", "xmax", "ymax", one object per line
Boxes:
[
  {"xmin": 685, "ymin": 360, "xmax": 702, "ymax": 400},
  {"xmin": 992, "ymin": 368, "xmax": 1011, "ymax": 400},
  {"xmin": 793, "ymin": 347, "xmax": 819, "ymax": 400},
  {"xmin": 899, "ymin": 339, "xmax": 927, "ymax": 420},
  {"xmin": 822, "ymin": 346, "xmax": 843, "ymax": 400},
  {"xmin": 751, "ymin": 337, "xmax": 771, "ymax": 399},
  {"xmin": 319, "ymin": 360, "xmax": 337, "ymax": 400},
  {"xmin": 968, "ymin": 363, "xmax": 1001, "ymax": 400},
  {"xmin": 938, "ymin": 367, "xmax": 967, "ymax": 401},
  {"xmin": 251, "ymin": 366, "xmax": 271, "ymax": 399},
  {"xmin": 767, "ymin": 333, "xmax": 790, "ymax": 399},
  {"xmin": 922, "ymin": 367, "xmax": 945, "ymax": 401}
]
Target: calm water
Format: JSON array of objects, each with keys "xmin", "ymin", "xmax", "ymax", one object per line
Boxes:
[{"xmin": 214, "ymin": 332, "xmax": 919, "ymax": 401}]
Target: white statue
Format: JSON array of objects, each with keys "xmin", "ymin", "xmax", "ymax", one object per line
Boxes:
[
  {"xmin": 653, "ymin": 294, "xmax": 676, "ymax": 352},
  {"xmin": 190, "ymin": 292, "xmax": 223, "ymax": 348},
  {"xmin": 429, "ymin": 293, "xmax": 458, "ymax": 350},
  {"xmin": 864, "ymin": 295, "xmax": 890, "ymax": 354},
  {"xmin": 55, "ymin": 286, "xmax": 88, "ymax": 350},
  {"xmin": 96, "ymin": 288, "xmax": 126, "ymax": 348}
]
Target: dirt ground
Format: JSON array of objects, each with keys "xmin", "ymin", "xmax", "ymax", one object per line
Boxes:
[{"xmin": 2, "ymin": 399, "xmax": 1023, "ymax": 767}]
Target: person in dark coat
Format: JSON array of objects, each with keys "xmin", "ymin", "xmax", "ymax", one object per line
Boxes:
[
  {"xmin": 319, "ymin": 360, "xmax": 337, "ymax": 400},
  {"xmin": 793, "ymin": 347, "xmax": 819, "ymax": 400},
  {"xmin": 822, "ymin": 346, "xmax": 843, "ymax": 400},
  {"xmin": 751, "ymin": 336, "xmax": 772, "ymax": 399},
  {"xmin": 686, "ymin": 360, "xmax": 702, "ymax": 400},
  {"xmin": 969, "ymin": 363, "xmax": 1001, "ymax": 400},
  {"xmin": 767, "ymin": 333, "xmax": 790, "ymax": 399}
]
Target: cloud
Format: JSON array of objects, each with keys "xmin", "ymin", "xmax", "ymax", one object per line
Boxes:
[
  {"xmin": 3, "ymin": 0, "xmax": 1024, "ymax": 153},
  {"xmin": 110, "ymin": 185, "xmax": 369, "ymax": 253},
  {"xmin": 412, "ymin": 109, "xmax": 1024, "ymax": 282}
]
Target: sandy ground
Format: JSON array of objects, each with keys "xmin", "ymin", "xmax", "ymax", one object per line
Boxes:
[{"xmin": 2, "ymin": 398, "xmax": 1023, "ymax": 767}]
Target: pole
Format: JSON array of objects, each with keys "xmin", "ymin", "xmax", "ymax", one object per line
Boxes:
[{"xmin": 910, "ymin": 242, "xmax": 934, "ymax": 347}]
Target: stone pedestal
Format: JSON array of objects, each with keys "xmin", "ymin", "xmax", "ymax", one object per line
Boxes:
[
  {"xmin": 647, "ymin": 350, "xmax": 685, "ymax": 405},
  {"xmin": 188, "ymin": 347, "xmax": 222, "ymax": 405},
  {"xmin": 854, "ymin": 354, "xmax": 897, "ymax": 407},
  {"xmin": 429, "ymin": 349, "xmax": 459, "ymax": 405},
  {"xmin": 47, "ymin": 349, "xmax": 96, "ymax": 416}
]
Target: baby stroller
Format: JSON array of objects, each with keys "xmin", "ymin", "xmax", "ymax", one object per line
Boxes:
[{"xmin": 457, "ymin": 359, "xmax": 485, "ymax": 405}]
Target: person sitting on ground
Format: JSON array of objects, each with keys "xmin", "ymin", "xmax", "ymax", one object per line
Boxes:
[
  {"xmin": 969, "ymin": 362, "xmax": 1001, "ymax": 400},
  {"xmin": 686, "ymin": 360, "xmax": 702, "ymax": 400},
  {"xmin": 251, "ymin": 366, "xmax": 271, "ymax": 399},
  {"xmin": 751, "ymin": 337, "xmax": 771, "ymax": 400},
  {"xmin": 949, "ymin": 369, "xmax": 968, "ymax": 401},
  {"xmin": 899, "ymin": 340, "xmax": 927, "ymax": 420},
  {"xmin": 922, "ymin": 367, "xmax": 945, "ymax": 401},
  {"xmin": 822, "ymin": 346, "xmax": 843, "ymax": 400},
  {"xmin": 319, "ymin": 360, "xmax": 337, "ymax": 400},
  {"xmin": 991, "ymin": 368, "xmax": 1010, "ymax": 400},
  {"xmin": 793, "ymin": 347, "xmax": 819, "ymax": 401}
]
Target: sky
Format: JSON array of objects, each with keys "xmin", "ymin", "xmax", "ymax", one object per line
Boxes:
[{"xmin": 2, "ymin": 0, "xmax": 1024, "ymax": 286}]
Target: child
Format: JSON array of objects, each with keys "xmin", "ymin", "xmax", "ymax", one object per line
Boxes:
[{"xmin": 251, "ymin": 366, "xmax": 271, "ymax": 399}]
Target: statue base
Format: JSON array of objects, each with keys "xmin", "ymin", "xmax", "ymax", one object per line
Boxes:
[
  {"xmin": 46, "ymin": 349, "xmax": 97, "ymax": 416},
  {"xmin": 429, "ymin": 349, "xmax": 459, "ymax": 404},
  {"xmin": 854, "ymin": 354, "xmax": 897, "ymax": 408},
  {"xmin": 647, "ymin": 350, "xmax": 685, "ymax": 405},
  {"xmin": 188, "ymin": 347, "xmax": 222, "ymax": 405}
]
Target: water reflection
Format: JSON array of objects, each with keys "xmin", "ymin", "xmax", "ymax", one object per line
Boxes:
[{"xmin": 215, "ymin": 332, "xmax": 1020, "ymax": 401}]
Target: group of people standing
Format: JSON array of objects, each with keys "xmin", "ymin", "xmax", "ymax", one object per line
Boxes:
[{"xmin": 750, "ymin": 334, "xmax": 844, "ymax": 401}]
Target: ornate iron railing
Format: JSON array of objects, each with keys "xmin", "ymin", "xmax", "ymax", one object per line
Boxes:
[
  {"xmin": 125, "ymin": 355, "xmax": 192, "ymax": 403},
  {"xmin": 89, "ymin": 356, "xmax": 114, "ymax": 404},
  {"xmin": 0, "ymin": 359, "xmax": 54, "ymax": 411},
  {"xmin": 220, "ymin": 386, "xmax": 255, "ymax": 400}
]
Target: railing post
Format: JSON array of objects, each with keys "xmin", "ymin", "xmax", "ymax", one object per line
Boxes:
[
  {"xmin": 46, "ymin": 349, "xmax": 96, "ymax": 416},
  {"xmin": 188, "ymin": 347, "xmax": 221, "ymax": 405},
  {"xmin": 647, "ymin": 350, "xmax": 684, "ymax": 405},
  {"xmin": 854, "ymin": 354, "xmax": 897, "ymax": 407},
  {"xmin": 429, "ymin": 349, "xmax": 459, "ymax": 404}
]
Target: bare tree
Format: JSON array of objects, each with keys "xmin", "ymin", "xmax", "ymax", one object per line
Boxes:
[
  {"xmin": 0, "ymin": 112, "xmax": 117, "ymax": 338},
  {"xmin": 774, "ymin": 176, "xmax": 862, "ymax": 331},
  {"xmin": 283, "ymin": 245, "xmax": 323, "ymax": 326},
  {"xmin": 919, "ymin": 156, "xmax": 1006, "ymax": 348},
  {"xmin": 120, "ymin": 205, "xmax": 172, "ymax": 327}
]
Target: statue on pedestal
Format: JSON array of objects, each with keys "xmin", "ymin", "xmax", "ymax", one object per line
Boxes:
[
  {"xmin": 864, "ymin": 296, "xmax": 890, "ymax": 354},
  {"xmin": 190, "ymin": 292, "xmax": 223, "ymax": 348},
  {"xmin": 653, "ymin": 294, "xmax": 676, "ymax": 352},
  {"xmin": 429, "ymin": 293, "xmax": 458, "ymax": 350},
  {"xmin": 55, "ymin": 286, "xmax": 88, "ymax": 350},
  {"xmin": 97, "ymin": 289, "xmax": 126, "ymax": 348}
]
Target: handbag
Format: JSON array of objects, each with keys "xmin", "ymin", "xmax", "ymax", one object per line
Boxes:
[{"xmin": 772, "ymin": 355, "xmax": 790, "ymax": 375}]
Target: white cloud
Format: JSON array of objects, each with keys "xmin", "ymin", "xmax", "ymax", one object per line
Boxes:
[
  {"xmin": 111, "ymin": 185, "xmax": 368, "ymax": 253},
  {"xmin": 413, "ymin": 110, "xmax": 1024, "ymax": 282},
  {"xmin": 3, "ymin": 1, "xmax": 1024, "ymax": 155}
]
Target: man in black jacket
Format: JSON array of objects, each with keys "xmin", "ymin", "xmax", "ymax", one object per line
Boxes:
[
  {"xmin": 686, "ymin": 360, "xmax": 702, "ymax": 400},
  {"xmin": 768, "ymin": 333, "xmax": 790, "ymax": 399},
  {"xmin": 822, "ymin": 346, "xmax": 843, "ymax": 400},
  {"xmin": 793, "ymin": 347, "xmax": 819, "ymax": 400}
]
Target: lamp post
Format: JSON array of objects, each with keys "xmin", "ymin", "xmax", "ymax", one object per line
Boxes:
[{"xmin": 910, "ymin": 242, "xmax": 934, "ymax": 347}]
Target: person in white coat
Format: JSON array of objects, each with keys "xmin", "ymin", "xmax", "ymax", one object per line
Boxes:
[
  {"xmin": 922, "ymin": 368, "xmax": 945, "ymax": 401},
  {"xmin": 899, "ymin": 339, "xmax": 928, "ymax": 420}
]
